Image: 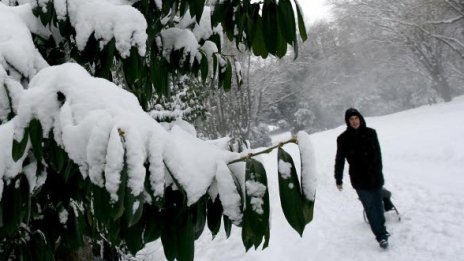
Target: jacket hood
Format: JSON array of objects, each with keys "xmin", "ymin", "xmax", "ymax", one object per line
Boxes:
[{"xmin": 344, "ymin": 108, "xmax": 366, "ymax": 129}]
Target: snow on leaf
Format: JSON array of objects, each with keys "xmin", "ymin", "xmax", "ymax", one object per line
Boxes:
[
  {"xmin": 278, "ymin": 159, "xmax": 292, "ymax": 179},
  {"xmin": 87, "ymin": 111, "xmax": 113, "ymax": 187},
  {"xmin": 67, "ymin": 0, "xmax": 147, "ymax": 58},
  {"xmin": 163, "ymin": 125, "xmax": 238, "ymax": 206},
  {"xmin": 132, "ymin": 200, "xmax": 140, "ymax": 214},
  {"xmin": 148, "ymin": 133, "xmax": 165, "ymax": 199},
  {"xmin": 178, "ymin": 7, "xmax": 214, "ymax": 42},
  {"xmin": 0, "ymin": 3, "xmax": 49, "ymax": 81},
  {"xmin": 7, "ymin": 62, "xmax": 240, "ymax": 210},
  {"xmin": 246, "ymin": 180, "xmax": 266, "ymax": 215},
  {"xmin": 1, "ymin": 120, "xmax": 28, "ymax": 183},
  {"xmin": 105, "ymin": 127, "xmax": 124, "ymax": 202},
  {"xmin": 59, "ymin": 208, "xmax": 69, "ymax": 224},
  {"xmin": 123, "ymin": 125, "xmax": 146, "ymax": 197},
  {"xmin": 297, "ymin": 131, "xmax": 317, "ymax": 201},
  {"xmin": 159, "ymin": 28, "xmax": 199, "ymax": 66}
]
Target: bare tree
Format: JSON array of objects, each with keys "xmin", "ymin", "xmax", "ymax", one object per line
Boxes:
[{"xmin": 332, "ymin": 0, "xmax": 464, "ymax": 101}]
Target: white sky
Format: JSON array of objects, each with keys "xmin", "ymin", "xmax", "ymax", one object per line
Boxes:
[{"xmin": 300, "ymin": 0, "xmax": 332, "ymax": 24}]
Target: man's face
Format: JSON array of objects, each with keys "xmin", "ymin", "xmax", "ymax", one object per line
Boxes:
[{"xmin": 349, "ymin": 115, "xmax": 360, "ymax": 129}]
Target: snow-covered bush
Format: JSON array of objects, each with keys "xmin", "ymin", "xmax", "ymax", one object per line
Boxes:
[
  {"xmin": 0, "ymin": 1, "xmax": 313, "ymax": 260},
  {"xmin": 250, "ymin": 123, "xmax": 272, "ymax": 148},
  {"xmin": 294, "ymin": 107, "xmax": 316, "ymax": 133}
]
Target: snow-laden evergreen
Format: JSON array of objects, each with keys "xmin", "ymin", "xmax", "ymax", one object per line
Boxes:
[{"xmin": 2, "ymin": 62, "xmax": 245, "ymax": 206}]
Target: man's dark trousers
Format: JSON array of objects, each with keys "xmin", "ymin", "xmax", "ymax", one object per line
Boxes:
[{"xmin": 357, "ymin": 188, "xmax": 388, "ymax": 242}]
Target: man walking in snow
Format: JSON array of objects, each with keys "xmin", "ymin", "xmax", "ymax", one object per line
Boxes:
[{"xmin": 334, "ymin": 108, "xmax": 390, "ymax": 249}]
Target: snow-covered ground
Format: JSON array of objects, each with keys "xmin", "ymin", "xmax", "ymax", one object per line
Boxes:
[{"xmin": 139, "ymin": 95, "xmax": 464, "ymax": 261}]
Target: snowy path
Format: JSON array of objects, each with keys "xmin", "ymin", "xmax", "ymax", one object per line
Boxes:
[{"xmin": 139, "ymin": 96, "xmax": 464, "ymax": 261}]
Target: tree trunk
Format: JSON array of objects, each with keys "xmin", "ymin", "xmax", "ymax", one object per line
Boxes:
[{"xmin": 431, "ymin": 72, "xmax": 452, "ymax": 102}]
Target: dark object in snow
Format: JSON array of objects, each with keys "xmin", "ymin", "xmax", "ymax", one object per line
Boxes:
[
  {"xmin": 57, "ymin": 91, "xmax": 66, "ymax": 106},
  {"xmin": 382, "ymin": 188, "xmax": 394, "ymax": 211},
  {"xmin": 363, "ymin": 188, "xmax": 401, "ymax": 223}
]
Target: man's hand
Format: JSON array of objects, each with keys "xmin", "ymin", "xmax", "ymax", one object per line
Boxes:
[{"xmin": 336, "ymin": 184, "xmax": 343, "ymax": 191}]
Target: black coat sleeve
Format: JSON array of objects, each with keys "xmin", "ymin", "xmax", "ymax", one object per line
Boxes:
[
  {"xmin": 334, "ymin": 135, "xmax": 345, "ymax": 184},
  {"xmin": 370, "ymin": 130, "xmax": 383, "ymax": 172}
]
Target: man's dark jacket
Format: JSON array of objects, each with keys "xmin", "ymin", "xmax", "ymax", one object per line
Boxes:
[{"xmin": 334, "ymin": 108, "xmax": 384, "ymax": 190}]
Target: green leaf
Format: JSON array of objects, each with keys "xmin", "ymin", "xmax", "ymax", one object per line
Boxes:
[
  {"xmin": 209, "ymin": 33, "xmax": 222, "ymax": 53},
  {"xmin": 62, "ymin": 159, "xmax": 78, "ymax": 183},
  {"xmin": 211, "ymin": 2, "xmax": 228, "ymax": 27},
  {"xmin": 212, "ymin": 54, "xmax": 218, "ymax": 80},
  {"xmin": 57, "ymin": 17, "xmax": 74, "ymax": 39},
  {"xmin": 301, "ymin": 197, "xmax": 315, "ymax": 225},
  {"xmin": 262, "ymin": 1, "xmax": 278, "ymax": 54},
  {"xmin": 64, "ymin": 204, "xmax": 85, "ymax": 249},
  {"xmin": 161, "ymin": 226, "xmax": 177, "ymax": 261},
  {"xmin": 244, "ymin": 13, "xmax": 253, "ymax": 48},
  {"xmin": 177, "ymin": 212, "xmax": 194, "ymax": 261},
  {"xmin": 38, "ymin": 1, "xmax": 54, "ymax": 26},
  {"xmin": 143, "ymin": 71, "xmax": 153, "ymax": 108},
  {"xmin": 2, "ymin": 82, "xmax": 16, "ymax": 121},
  {"xmin": 96, "ymin": 38, "xmax": 116, "ymax": 80},
  {"xmin": 277, "ymin": 147, "xmax": 305, "ymax": 235},
  {"xmin": 298, "ymin": 136, "xmax": 316, "ymax": 225},
  {"xmin": 275, "ymin": 4, "xmax": 288, "ymax": 58},
  {"xmin": 224, "ymin": 59, "xmax": 232, "ymax": 91},
  {"xmin": 236, "ymin": 9, "xmax": 247, "ymax": 49},
  {"xmin": 207, "ymin": 196, "xmax": 223, "ymax": 237},
  {"xmin": 200, "ymin": 52, "xmax": 209, "ymax": 84},
  {"xmin": 245, "ymin": 4, "xmax": 259, "ymax": 48},
  {"xmin": 143, "ymin": 205, "xmax": 162, "ymax": 243},
  {"xmin": 108, "ymin": 158, "xmax": 127, "ymax": 222},
  {"xmin": 190, "ymin": 0, "xmax": 206, "ymax": 23},
  {"xmin": 241, "ymin": 158, "xmax": 270, "ymax": 250},
  {"xmin": 29, "ymin": 231, "xmax": 54, "ymax": 261},
  {"xmin": 107, "ymin": 218, "xmax": 121, "ymax": 243},
  {"xmin": 123, "ymin": 47, "xmax": 141, "ymax": 89},
  {"xmin": 0, "ymin": 175, "xmax": 30, "ymax": 236},
  {"xmin": 161, "ymin": 228, "xmax": 178, "ymax": 261},
  {"xmin": 123, "ymin": 217, "xmax": 145, "ymax": 254},
  {"xmin": 55, "ymin": 145, "xmax": 67, "ymax": 174},
  {"xmin": 76, "ymin": 33, "xmax": 99, "ymax": 65},
  {"xmin": 191, "ymin": 196, "xmax": 207, "ymax": 240},
  {"xmin": 12, "ymin": 127, "xmax": 29, "ymax": 162},
  {"xmin": 275, "ymin": 29, "xmax": 287, "ymax": 58},
  {"xmin": 251, "ymin": 15, "xmax": 268, "ymax": 58},
  {"xmin": 161, "ymin": 187, "xmax": 187, "ymax": 261},
  {"xmin": 29, "ymin": 119, "xmax": 44, "ymax": 162},
  {"xmin": 223, "ymin": 2, "xmax": 236, "ymax": 40},
  {"xmin": 223, "ymin": 215, "xmax": 232, "ymax": 238},
  {"xmin": 123, "ymin": 156, "xmax": 145, "ymax": 227},
  {"xmin": 140, "ymin": 0, "xmax": 149, "ymax": 13},
  {"xmin": 263, "ymin": 225, "xmax": 270, "ymax": 248},
  {"xmin": 218, "ymin": 57, "xmax": 232, "ymax": 90},
  {"xmin": 179, "ymin": 0, "xmax": 189, "ymax": 17},
  {"xmin": 91, "ymin": 184, "xmax": 112, "ymax": 226},
  {"xmin": 162, "ymin": 0, "xmax": 175, "ymax": 14},
  {"xmin": 124, "ymin": 189, "xmax": 145, "ymax": 228},
  {"xmin": 151, "ymin": 55, "xmax": 169, "ymax": 96},
  {"xmin": 295, "ymin": 1, "xmax": 308, "ymax": 41},
  {"xmin": 278, "ymin": 0, "xmax": 297, "ymax": 45}
]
